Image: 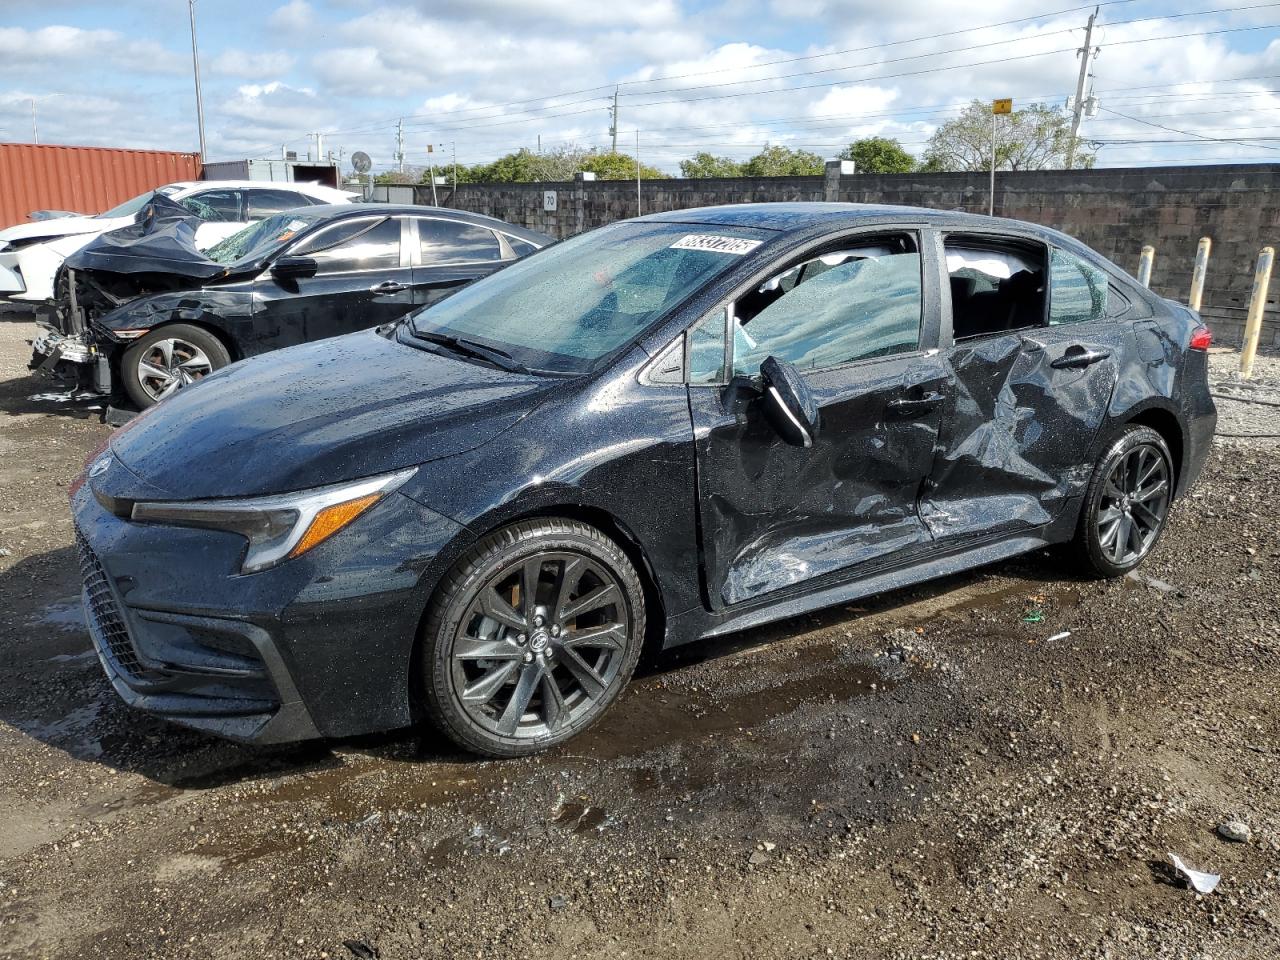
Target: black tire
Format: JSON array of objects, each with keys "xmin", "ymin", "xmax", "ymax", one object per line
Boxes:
[
  {"xmin": 420, "ymin": 518, "xmax": 646, "ymax": 758},
  {"xmin": 1071, "ymin": 425, "xmax": 1174, "ymax": 578},
  {"xmin": 121, "ymin": 324, "xmax": 230, "ymax": 409}
]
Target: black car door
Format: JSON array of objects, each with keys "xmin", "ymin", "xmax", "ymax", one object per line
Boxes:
[
  {"xmin": 252, "ymin": 215, "xmax": 413, "ymax": 349},
  {"xmin": 684, "ymin": 229, "xmax": 948, "ymax": 609},
  {"xmin": 922, "ymin": 233, "xmax": 1125, "ymax": 542},
  {"xmin": 409, "ymin": 216, "xmax": 510, "ymax": 309}
]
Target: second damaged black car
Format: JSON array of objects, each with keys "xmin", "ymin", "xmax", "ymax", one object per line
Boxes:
[
  {"xmin": 32, "ymin": 198, "xmax": 547, "ymax": 408},
  {"xmin": 72, "ymin": 203, "xmax": 1216, "ymax": 757}
]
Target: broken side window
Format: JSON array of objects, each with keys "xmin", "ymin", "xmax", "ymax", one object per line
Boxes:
[
  {"xmin": 730, "ymin": 233, "xmax": 923, "ymax": 376},
  {"xmin": 944, "ymin": 235, "xmax": 1047, "ymax": 340},
  {"xmin": 1048, "ymin": 248, "xmax": 1109, "ymax": 325}
]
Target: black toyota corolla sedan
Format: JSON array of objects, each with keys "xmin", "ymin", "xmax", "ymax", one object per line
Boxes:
[{"xmin": 71, "ymin": 203, "xmax": 1216, "ymax": 757}]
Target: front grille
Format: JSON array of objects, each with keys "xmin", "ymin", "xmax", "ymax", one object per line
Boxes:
[{"xmin": 75, "ymin": 529, "xmax": 158, "ymax": 682}]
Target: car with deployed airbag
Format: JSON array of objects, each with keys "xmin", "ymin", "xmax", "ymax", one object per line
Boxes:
[{"xmin": 70, "ymin": 203, "xmax": 1216, "ymax": 757}]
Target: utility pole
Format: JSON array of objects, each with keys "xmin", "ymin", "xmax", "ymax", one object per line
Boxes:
[
  {"xmin": 1066, "ymin": 6, "xmax": 1098, "ymax": 170},
  {"xmin": 396, "ymin": 118, "xmax": 405, "ymax": 174},
  {"xmin": 30, "ymin": 99, "xmax": 37, "ymax": 144},
  {"xmin": 635, "ymin": 129, "xmax": 641, "ymax": 216},
  {"xmin": 187, "ymin": 0, "xmax": 207, "ymax": 161},
  {"xmin": 451, "ymin": 141, "xmax": 457, "ymax": 189},
  {"xmin": 609, "ymin": 87, "xmax": 619, "ymax": 154},
  {"xmin": 314, "ymin": 132, "xmax": 324, "ymax": 163}
]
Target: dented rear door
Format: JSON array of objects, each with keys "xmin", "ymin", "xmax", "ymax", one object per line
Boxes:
[{"xmin": 922, "ymin": 253, "xmax": 1125, "ymax": 542}]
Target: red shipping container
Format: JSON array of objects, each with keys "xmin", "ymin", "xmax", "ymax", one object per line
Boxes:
[{"xmin": 0, "ymin": 143, "xmax": 202, "ymax": 229}]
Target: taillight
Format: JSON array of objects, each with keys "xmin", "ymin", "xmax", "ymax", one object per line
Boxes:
[{"xmin": 1189, "ymin": 326, "xmax": 1212, "ymax": 351}]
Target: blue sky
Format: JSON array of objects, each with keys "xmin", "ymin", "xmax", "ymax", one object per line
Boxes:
[{"xmin": 2, "ymin": 0, "xmax": 1279, "ymax": 175}]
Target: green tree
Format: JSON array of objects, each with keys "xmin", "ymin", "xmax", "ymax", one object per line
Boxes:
[
  {"xmin": 921, "ymin": 100, "xmax": 1095, "ymax": 172},
  {"xmin": 679, "ymin": 152, "xmax": 745, "ymax": 178},
  {"xmin": 742, "ymin": 144, "xmax": 825, "ymax": 177},
  {"xmin": 456, "ymin": 146, "xmax": 664, "ymax": 183},
  {"xmin": 580, "ymin": 150, "xmax": 665, "ymax": 180},
  {"xmin": 839, "ymin": 136, "xmax": 915, "ymax": 173}
]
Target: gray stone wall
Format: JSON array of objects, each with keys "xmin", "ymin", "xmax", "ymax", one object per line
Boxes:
[{"xmin": 409, "ymin": 164, "xmax": 1280, "ymax": 346}]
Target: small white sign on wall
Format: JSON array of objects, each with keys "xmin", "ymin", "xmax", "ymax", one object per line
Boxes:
[{"xmin": 543, "ymin": 190, "xmax": 557, "ymax": 212}]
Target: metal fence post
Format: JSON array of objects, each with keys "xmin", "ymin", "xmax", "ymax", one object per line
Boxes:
[
  {"xmin": 1189, "ymin": 237, "xmax": 1211, "ymax": 312},
  {"xmin": 1136, "ymin": 246, "xmax": 1155, "ymax": 288},
  {"xmin": 1241, "ymin": 246, "xmax": 1275, "ymax": 380}
]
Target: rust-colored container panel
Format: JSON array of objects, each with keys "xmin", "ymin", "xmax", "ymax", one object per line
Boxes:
[{"xmin": 0, "ymin": 143, "xmax": 202, "ymax": 229}]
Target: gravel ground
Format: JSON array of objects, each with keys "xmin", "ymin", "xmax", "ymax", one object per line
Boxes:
[{"xmin": 1, "ymin": 310, "xmax": 1278, "ymax": 960}]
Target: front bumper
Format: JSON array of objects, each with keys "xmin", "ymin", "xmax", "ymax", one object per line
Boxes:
[{"xmin": 71, "ymin": 470, "xmax": 467, "ymax": 743}]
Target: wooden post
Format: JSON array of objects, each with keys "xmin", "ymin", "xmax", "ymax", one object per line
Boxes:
[
  {"xmin": 1136, "ymin": 246, "xmax": 1155, "ymax": 288},
  {"xmin": 1189, "ymin": 237, "xmax": 1211, "ymax": 312},
  {"xmin": 1241, "ymin": 246, "xmax": 1275, "ymax": 380}
]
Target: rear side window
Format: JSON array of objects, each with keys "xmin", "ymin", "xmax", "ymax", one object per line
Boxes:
[
  {"xmin": 180, "ymin": 189, "xmax": 242, "ymax": 222},
  {"xmin": 247, "ymin": 189, "xmax": 314, "ymax": 218},
  {"xmin": 419, "ymin": 219, "xmax": 502, "ymax": 265},
  {"xmin": 1049, "ymin": 248, "xmax": 1109, "ymax": 325},
  {"xmin": 508, "ymin": 236, "xmax": 540, "ymax": 258},
  {"xmin": 293, "ymin": 217, "xmax": 400, "ymax": 273},
  {"xmin": 731, "ymin": 237, "xmax": 922, "ymax": 375}
]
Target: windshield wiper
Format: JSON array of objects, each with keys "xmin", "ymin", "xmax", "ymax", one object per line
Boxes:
[{"xmin": 409, "ymin": 329, "xmax": 531, "ymax": 374}]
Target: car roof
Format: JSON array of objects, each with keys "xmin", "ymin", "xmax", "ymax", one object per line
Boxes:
[
  {"xmin": 637, "ymin": 202, "xmax": 1033, "ymax": 234},
  {"xmin": 169, "ymin": 181, "xmax": 352, "ymax": 196},
  {"xmin": 300, "ymin": 203, "xmax": 551, "ymax": 244}
]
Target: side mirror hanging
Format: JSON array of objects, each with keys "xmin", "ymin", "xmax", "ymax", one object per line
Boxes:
[{"xmin": 759, "ymin": 355, "xmax": 820, "ymax": 447}]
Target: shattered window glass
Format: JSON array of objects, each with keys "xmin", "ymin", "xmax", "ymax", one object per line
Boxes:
[
  {"xmin": 179, "ymin": 190, "xmax": 242, "ymax": 222},
  {"xmin": 731, "ymin": 250, "xmax": 922, "ymax": 375},
  {"xmin": 1049, "ymin": 248, "xmax": 1109, "ymax": 325}
]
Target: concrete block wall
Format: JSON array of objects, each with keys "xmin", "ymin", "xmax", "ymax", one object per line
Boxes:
[{"xmin": 419, "ymin": 163, "xmax": 1280, "ymax": 347}]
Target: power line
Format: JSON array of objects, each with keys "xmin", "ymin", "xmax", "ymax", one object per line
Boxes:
[{"xmin": 1099, "ymin": 105, "xmax": 1280, "ymax": 152}]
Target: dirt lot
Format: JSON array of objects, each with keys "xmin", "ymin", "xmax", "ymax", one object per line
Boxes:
[{"xmin": 2, "ymin": 308, "xmax": 1279, "ymax": 960}]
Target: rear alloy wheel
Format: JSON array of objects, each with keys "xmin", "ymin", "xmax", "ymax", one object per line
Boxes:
[
  {"xmin": 121, "ymin": 324, "xmax": 230, "ymax": 409},
  {"xmin": 421, "ymin": 519, "xmax": 645, "ymax": 757},
  {"xmin": 1074, "ymin": 425, "xmax": 1174, "ymax": 577}
]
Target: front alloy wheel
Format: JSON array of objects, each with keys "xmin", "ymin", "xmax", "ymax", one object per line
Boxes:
[
  {"xmin": 422, "ymin": 519, "xmax": 645, "ymax": 757},
  {"xmin": 120, "ymin": 323, "xmax": 231, "ymax": 409}
]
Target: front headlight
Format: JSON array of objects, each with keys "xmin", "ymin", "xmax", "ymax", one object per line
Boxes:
[{"xmin": 131, "ymin": 468, "xmax": 417, "ymax": 573}]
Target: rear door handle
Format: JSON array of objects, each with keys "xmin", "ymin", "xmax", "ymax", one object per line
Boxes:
[
  {"xmin": 887, "ymin": 391, "xmax": 944, "ymax": 416},
  {"xmin": 1051, "ymin": 346, "xmax": 1112, "ymax": 369},
  {"xmin": 370, "ymin": 280, "xmax": 407, "ymax": 293}
]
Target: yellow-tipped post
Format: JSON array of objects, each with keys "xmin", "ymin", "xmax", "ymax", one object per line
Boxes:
[
  {"xmin": 1137, "ymin": 245, "xmax": 1156, "ymax": 288},
  {"xmin": 1189, "ymin": 237, "xmax": 1211, "ymax": 312},
  {"xmin": 1241, "ymin": 246, "xmax": 1275, "ymax": 380}
]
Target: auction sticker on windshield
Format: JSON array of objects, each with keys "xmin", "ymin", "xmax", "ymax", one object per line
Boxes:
[{"xmin": 670, "ymin": 235, "xmax": 763, "ymax": 255}]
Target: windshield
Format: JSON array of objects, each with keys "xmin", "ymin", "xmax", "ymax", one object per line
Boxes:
[
  {"xmin": 96, "ymin": 185, "xmax": 183, "ymax": 220},
  {"xmin": 205, "ymin": 212, "xmax": 322, "ymax": 266},
  {"xmin": 406, "ymin": 221, "xmax": 769, "ymax": 374}
]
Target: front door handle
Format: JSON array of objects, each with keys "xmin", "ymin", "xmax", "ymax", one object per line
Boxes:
[
  {"xmin": 370, "ymin": 280, "xmax": 407, "ymax": 293},
  {"xmin": 887, "ymin": 391, "xmax": 944, "ymax": 416},
  {"xmin": 1051, "ymin": 346, "xmax": 1112, "ymax": 369}
]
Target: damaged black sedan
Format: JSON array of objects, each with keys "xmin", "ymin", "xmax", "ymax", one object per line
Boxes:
[
  {"xmin": 71, "ymin": 203, "xmax": 1216, "ymax": 757},
  {"xmin": 32, "ymin": 198, "xmax": 547, "ymax": 408}
]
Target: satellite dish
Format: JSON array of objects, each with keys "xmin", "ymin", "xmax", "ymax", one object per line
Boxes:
[{"xmin": 351, "ymin": 151, "xmax": 372, "ymax": 174}]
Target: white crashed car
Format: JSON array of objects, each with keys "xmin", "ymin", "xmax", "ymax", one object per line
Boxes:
[{"xmin": 0, "ymin": 180, "xmax": 357, "ymax": 304}]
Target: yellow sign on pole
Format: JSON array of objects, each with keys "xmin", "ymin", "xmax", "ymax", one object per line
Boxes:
[{"xmin": 992, "ymin": 98, "xmax": 1013, "ymax": 115}]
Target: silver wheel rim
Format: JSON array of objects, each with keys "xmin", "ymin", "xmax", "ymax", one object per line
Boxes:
[
  {"xmin": 136, "ymin": 338, "xmax": 213, "ymax": 402},
  {"xmin": 1097, "ymin": 442, "xmax": 1170, "ymax": 566},
  {"xmin": 450, "ymin": 551, "xmax": 631, "ymax": 741}
]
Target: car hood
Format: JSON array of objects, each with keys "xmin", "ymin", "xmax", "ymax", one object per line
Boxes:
[
  {"xmin": 0, "ymin": 215, "xmax": 114, "ymax": 244},
  {"xmin": 107, "ymin": 328, "xmax": 563, "ymax": 499}
]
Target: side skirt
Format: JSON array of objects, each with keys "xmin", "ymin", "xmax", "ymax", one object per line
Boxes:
[{"xmin": 666, "ymin": 532, "xmax": 1051, "ymax": 647}]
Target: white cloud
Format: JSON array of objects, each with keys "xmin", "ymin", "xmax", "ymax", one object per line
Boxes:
[
  {"xmin": 0, "ymin": 25, "xmax": 182, "ymax": 74},
  {"xmin": 210, "ymin": 49, "xmax": 297, "ymax": 79},
  {"xmin": 270, "ymin": 0, "xmax": 315, "ymax": 32}
]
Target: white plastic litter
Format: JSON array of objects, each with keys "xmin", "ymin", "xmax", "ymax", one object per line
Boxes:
[
  {"xmin": 1169, "ymin": 852, "xmax": 1220, "ymax": 894},
  {"xmin": 1046, "ymin": 631, "xmax": 1072, "ymax": 642}
]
